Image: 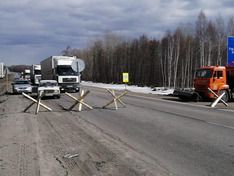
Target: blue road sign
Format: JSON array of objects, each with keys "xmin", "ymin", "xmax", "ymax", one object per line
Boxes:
[{"xmin": 227, "ymin": 36, "xmax": 234, "ymax": 66}]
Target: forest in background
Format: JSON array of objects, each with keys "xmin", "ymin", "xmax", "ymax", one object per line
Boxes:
[{"xmin": 62, "ymin": 11, "xmax": 234, "ymax": 88}]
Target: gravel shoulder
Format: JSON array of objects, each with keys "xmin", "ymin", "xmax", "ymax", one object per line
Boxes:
[{"xmin": 0, "ymin": 94, "xmax": 169, "ymax": 176}]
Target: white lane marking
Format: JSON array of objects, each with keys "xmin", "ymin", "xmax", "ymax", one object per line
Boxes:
[
  {"xmin": 126, "ymin": 93, "xmax": 211, "ymax": 109},
  {"xmin": 217, "ymin": 108, "xmax": 234, "ymax": 113},
  {"xmin": 206, "ymin": 121, "xmax": 234, "ymax": 130}
]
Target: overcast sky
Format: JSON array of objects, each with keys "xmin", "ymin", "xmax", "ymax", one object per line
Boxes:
[{"xmin": 0, "ymin": 0, "xmax": 234, "ymax": 66}]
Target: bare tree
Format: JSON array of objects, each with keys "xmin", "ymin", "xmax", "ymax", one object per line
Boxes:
[
  {"xmin": 227, "ymin": 16, "xmax": 234, "ymax": 36},
  {"xmin": 173, "ymin": 28, "xmax": 181, "ymax": 88},
  {"xmin": 164, "ymin": 32, "xmax": 174, "ymax": 88},
  {"xmin": 206, "ymin": 21, "xmax": 216, "ymax": 65},
  {"xmin": 196, "ymin": 10, "xmax": 208, "ymax": 67},
  {"xmin": 160, "ymin": 38, "xmax": 167, "ymax": 87},
  {"xmin": 215, "ymin": 15, "xmax": 226, "ymax": 65}
]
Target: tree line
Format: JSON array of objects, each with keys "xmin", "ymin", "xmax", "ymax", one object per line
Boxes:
[{"xmin": 63, "ymin": 11, "xmax": 234, "ymax": 88}]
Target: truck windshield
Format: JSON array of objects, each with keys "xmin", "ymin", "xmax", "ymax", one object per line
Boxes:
[
  {"xmin": 34, "ymin": 70, "xmax": 41, "ymax": 74},
  {"xmin": 195, "ymin": 69, "xmax": 212, "ymax": 78},
  {"xmin": 57, "ymin": 65, "xmax": 77, "ymax": 76}
]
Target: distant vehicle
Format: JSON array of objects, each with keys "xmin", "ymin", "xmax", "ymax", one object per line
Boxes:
[
  {"xmin": 38, "ymin": 80, "xmax": 60, "ymax": 99},
  {"xmin": 12, "ymin": 72, "xmax": 21, "ymax": 80},
  {"xmin": 30, "ymin": 64, "xmax": 41, "ymax": 85},
  {"xmin": 40, "ymin": 56, "xmax": 85, "ymax": 92},
  {"xmin": 12, "ymin": 80, "xmax": 32, "ymax": 94},
  {"xmin": 0, "ymin": 63, "xmax": 5, "ymax": 79},
  {"xmin": 24, "ymin": 69, "xmax": 31, "ymax": 81}
]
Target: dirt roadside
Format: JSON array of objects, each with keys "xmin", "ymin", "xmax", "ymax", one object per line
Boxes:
[{"xmin": 0, "ymin": 94, "xmax": 170, "ymax": 176}]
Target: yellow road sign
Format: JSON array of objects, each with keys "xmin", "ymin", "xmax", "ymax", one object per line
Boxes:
[{"xmin": 122, "ymin": 73, "xmax": 129, "ymax": 83}]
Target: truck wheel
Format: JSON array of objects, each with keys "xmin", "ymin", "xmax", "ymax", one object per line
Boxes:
[
  {"xmin": 193, "ymin": 92, "xmax": 202, "ymax": 102},
  {"xmin": 219, "ymin": 89, "xmax": 229, "ymax": 102}
]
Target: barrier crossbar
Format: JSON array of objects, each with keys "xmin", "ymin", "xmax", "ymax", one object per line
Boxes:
[
  {"xmin": 22, "ymin": 92, "xmax": 52, "ymax": 114},
  {"xmin": 208, "ymin": 88, "xmax": 229, "ymax": 107},
  {"xmin": 65, "ymin": 90, "xmax": 92, "ymax": 111},
  {"xmin": 103, "ymin": 89, "xmax": 128, "ymax": 110}
]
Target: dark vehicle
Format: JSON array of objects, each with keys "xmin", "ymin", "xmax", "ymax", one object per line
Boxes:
[{"xmin": 12, "ymin": 80, "xmax": 32, "ymax": 94}]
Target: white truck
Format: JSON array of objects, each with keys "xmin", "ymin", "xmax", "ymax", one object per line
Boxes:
[
  {"xmin": 24, "ymin": 69, "xmax": 31, "ymax": 81},
  {"xmin": 41, "ymin": 56, "xmax": 82, "ymax": 92},
  {"xmin": 30, "ymin": 64, "xmax": 41, "ymax": 85},
  {"xmin": 0, "ymin": 63, "xmax": 5, "ymax": 79}
]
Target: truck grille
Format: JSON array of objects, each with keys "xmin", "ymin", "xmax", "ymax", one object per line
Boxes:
[{"xmin": 63, "ymin": 78, "xmax": 76, "ymax": 82}]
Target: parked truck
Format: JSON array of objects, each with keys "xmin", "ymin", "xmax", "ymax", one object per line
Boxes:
[
  {"xmin": 40, "ymin": 56, "xmax": 82, "ymax": 92},
  {"xmin": 30, "ymin": 64, "xmax": 41, "ymax": 85},
  {"xmin": 0, "ymin": 63, "xmax": 5, "ymax": 79},
  {"xmin": 174, "ymin": 65, "xmax": 234, "ymax": 102},
  {"xmin": 24, "ymin": 69, "xmax": 31, "ymax": 81}
]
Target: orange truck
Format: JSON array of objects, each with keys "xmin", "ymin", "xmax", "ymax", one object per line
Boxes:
[{"xmin": 174, "ymin": 65, "xmax": 234, "ymax": 102}]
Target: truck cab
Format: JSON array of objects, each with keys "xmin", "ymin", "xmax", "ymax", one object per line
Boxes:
[
  {"xmin": 55, "ymin": 59, "xmax": 80, "ymax": 92},
  {"xmin": 0, "ymin": 63, "xmax": 5, "ymax": 79},
  {"xmin": 30, "ymin": 64, "xmax": 41, "ymax": 85},
  {"xmin": 24, "ymin": 69, "xmax": 31, "ymax": 81},
  {"xmin": 194, "ymin": 66, "xmax": 229, "ymax": 101}
]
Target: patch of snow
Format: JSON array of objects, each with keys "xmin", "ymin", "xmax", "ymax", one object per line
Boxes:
[{"xmin": 81, "ymin": 81, "xmax": 174, "ymax": 95}]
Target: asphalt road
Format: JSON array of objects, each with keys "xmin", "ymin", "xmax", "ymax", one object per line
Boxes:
[
  {"xmin": 79, "ymin": 86, "xmax": 234, "ymax": 176},
  {"xmin": 0, "ymin": 85, "xmax": 234, "ymax": 176}
]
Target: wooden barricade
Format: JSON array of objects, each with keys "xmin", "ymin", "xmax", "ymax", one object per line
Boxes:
[
  {"xmin": 65, "ymin": 90, "xmax": 93, "ymax": 112},
  {"xmin": 103, "ymin": 89, "xmax": 128, "ymax": 110},
  {"xmin": 208, "ymin": 88, "xmax": 229, "ymax": 108},
  {"xmin": 22, "ymin": 91, "xmax": 52, "ymax": 114}
]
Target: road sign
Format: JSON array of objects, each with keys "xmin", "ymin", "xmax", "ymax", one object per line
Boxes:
[
  {"xmin": 71, "ymin": 59, "xmax": 85, "ymax": 72},
  {"xmin": 227, "ymin": 36, "xmax": 234, "ymax": 66},
  {"xmin": 122, "ymin": 73, "xmax": 129, "ymax": 83}
]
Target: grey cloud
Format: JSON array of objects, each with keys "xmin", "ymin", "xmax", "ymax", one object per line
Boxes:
[
  {"xmin": 222, "ymin": 0, "xmax": 234, "ymax": 7},
  {"xmin": 0, "ymin": 0, "xmax": 234, "ymax": 65}
]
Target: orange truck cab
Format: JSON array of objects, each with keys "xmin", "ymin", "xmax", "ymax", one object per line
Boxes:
[{"xmin": 194, "ymin": 66, "xmax": 234, "ymax": 102}]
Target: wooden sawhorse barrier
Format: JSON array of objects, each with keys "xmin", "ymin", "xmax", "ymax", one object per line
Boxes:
[
  {"xmin": 65, "ymin": 90, "xmax": 93, "ymax": 112},
  {"xmin": 22, "ymin": 91, "xmax": 52, "ymax": 114},
  {"xmin": 103, "ymin": 89, "xmax": 128, "ymax": 110},
  {"xmin": 208, "ymin": 88, "xmax": 229, "ymax": 108}
]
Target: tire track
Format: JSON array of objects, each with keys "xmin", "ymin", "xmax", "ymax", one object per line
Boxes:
[
  {"xmin": 0, "ymin": 95, "xmax": 40, "ymax": 176},
  {"xmin": 38, "ymin": 111, "xmax": 143, "ymax": 176}
]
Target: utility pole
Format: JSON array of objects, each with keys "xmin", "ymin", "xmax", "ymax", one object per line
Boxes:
[{"xmin": 5, "ymin": 67, "xmax": 8, "ymax": 93}]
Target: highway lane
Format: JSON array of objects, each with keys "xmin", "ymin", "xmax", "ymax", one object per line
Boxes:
[
  {"xmin": 1, "ymin": 86, "xmax": 234, "ymax": 176},
  {"xmin": 76, "ymin": 86, "xmax": 234, "ymax": 176}
]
